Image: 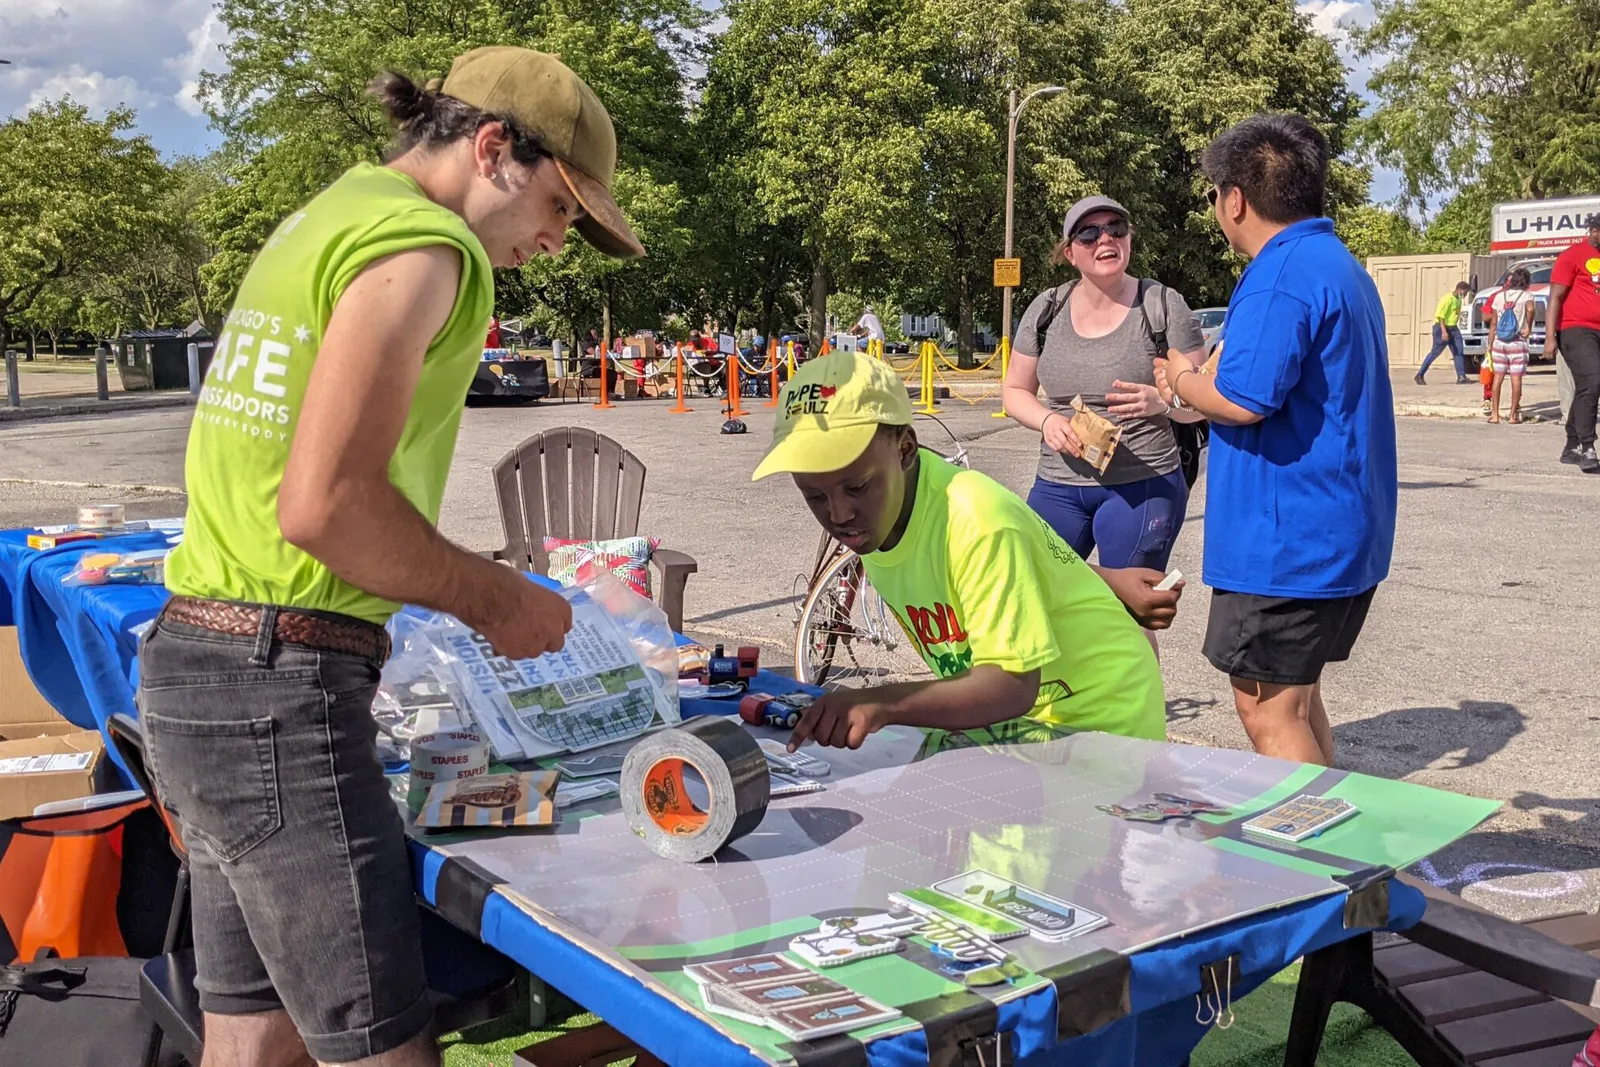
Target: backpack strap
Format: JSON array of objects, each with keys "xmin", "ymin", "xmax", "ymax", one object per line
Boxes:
[
  {"xmin": 1137, "ymin": 279, "xmax": 1168, "ymax": 353},
  {"xmin": 1030, "ymin": 280, "xmax": 1077, "ymax": 353}
]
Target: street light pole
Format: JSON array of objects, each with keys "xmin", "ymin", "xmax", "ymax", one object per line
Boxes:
[{"xmin": 1000, "ymin": 85, "xmax": 1066, "ymax": 351}]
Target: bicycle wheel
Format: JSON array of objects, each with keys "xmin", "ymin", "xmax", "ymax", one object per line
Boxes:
[{"xmin": 792, "ymin": 550, "xmax": 933, "ymax": 689}]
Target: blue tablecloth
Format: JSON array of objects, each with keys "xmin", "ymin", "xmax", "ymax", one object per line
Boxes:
[
  {"xmin": 0, "ymin": 528, "xmax": 807, "ymax": 786},
  {"xmin": 0, "ymin": 526, "xmax": 1430, "ymax": 1065}
]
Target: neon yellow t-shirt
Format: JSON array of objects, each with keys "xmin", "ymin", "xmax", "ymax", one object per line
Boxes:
[
  {"xmin": 166, "ymin": 163, "xmax": 494, "ymax": 623},
  {"xmin": 1435, "ymin": 291, "xmax": 1462, "ymax": 327},
  {"xmin": 861, "ymin": 451, "xmax": 1165, "ymax": 740}
]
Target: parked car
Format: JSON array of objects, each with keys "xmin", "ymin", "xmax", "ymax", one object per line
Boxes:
[
  {"xmin": 1463, "ymin": 258, "xmax": 1555, "ymax": 368},
  {"xmin": 1194, "ymin": 308, "xmax": 1227, "ymax": 352}
]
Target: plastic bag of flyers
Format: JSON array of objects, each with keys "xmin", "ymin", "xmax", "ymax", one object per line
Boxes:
[
  {"xmin": 370, "ymin": 613, "xmax": 474, "ymax": 763},
  {"xmin": 388, "ymin": 574, "xmax": 681, "ymax": 761}
]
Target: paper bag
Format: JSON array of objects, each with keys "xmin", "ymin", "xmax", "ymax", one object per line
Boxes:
[
  {"xmin": 1069, "ymin": 395, "xmax": 1122, "ymax": 474},
  {"xmin": 416, "ymin": 770, "xmax": 558, "ymax": 830}
]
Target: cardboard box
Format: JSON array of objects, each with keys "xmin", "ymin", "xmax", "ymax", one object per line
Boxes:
[
  {"xmin": 0, "ymin": 728, "xmax": 106, "ymax": 819},
  {"xmin": 0, "ymin": 627, "xmax": 74, "ymax": 737}
]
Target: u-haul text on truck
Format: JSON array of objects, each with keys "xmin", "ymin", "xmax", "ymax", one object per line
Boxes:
[{"xmin": 1491, "ymin": 195, "xmax": 1600, "ymax": 253}]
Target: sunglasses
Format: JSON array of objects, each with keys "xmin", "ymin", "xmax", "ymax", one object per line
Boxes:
[
  {"xmin": 1072, "ymin": 218, "xmax": 1131, "ymax": 245},
  {"xmin": 1206, "ymin": 186, "xmax": 1225, "ymax": 206}
]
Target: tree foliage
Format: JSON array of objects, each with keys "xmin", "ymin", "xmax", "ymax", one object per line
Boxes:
[
  {"xmin": 1356, "ymin": 0, "xmax": 1600, "ymax": 202},
  {"xmin": 0, "ymin": 102, "xmax": 170, "ymax": 350}
]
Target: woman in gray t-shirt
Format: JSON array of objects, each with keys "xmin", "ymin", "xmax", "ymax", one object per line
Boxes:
[{"xmin": 1003, "ymin": 195, "xmax": 1209, "ymax": 571}]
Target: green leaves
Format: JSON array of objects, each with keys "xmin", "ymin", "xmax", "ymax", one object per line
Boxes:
[
  {"xmin": 1356, "ymin": 0, "xmax": 1600, "ymax": 202},
  {"xmin": 0, "ymin": 102, "xmax": 172, "ymax": 344}
]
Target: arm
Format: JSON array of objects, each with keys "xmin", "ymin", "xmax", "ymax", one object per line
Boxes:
[
  {"xmin": 1154, "ymin": 350, "xmax": 1263, "ymax": 425},
  {"xmin": 1546, "ymin": 283, "xmax": 1569, "ymax": 356},
  {"xmin": 278, "ymin": 246, "xmax": 571, "ymax": 660},
  {"xmin": 788, "ymin": 667, "xmax": 1041, "ymax": 751},
  {"xmin": 1090, "ymin": 565, "xmax": 1183, "ymax": 629},
  {"xmin": 1004, "ymin": 349, "xmax": 1086, "ymax": 457},
  {"xmin": 1108, "ymin": 351, "xmax": 1208, "ymax": 424}
]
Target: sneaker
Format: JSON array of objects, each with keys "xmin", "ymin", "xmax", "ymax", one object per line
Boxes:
[
  {"xmin": 1457, "ymin": 375, "xmax": 1471, "ymax": 384},
  {"xmin": 1562, "ymin": 445, "xmax": 1583, "ymax": 465},
  {"xmin": 1582, "ymin": 447, "xmax": 1600, "ymax": 474},
  {"xmin": 1413, "ymin": 373, "xmax": 1425, "ymax": 385}
]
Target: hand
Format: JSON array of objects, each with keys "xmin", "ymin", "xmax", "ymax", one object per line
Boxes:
[
  {"xmin": 466, "ymin": 567, "xmax": 573, "ymax": 660},
  {"xmin": 1041, "ymin": 411, "xmax": 1084, "ymax": 458},
  {"xmin": 788, "ymin": 692, "xmax": 892, "ymax": 751},
  {"xmin": 1106, "ymin": 380, "xmax": 1169, "ymax": 419},
  {"xmin": 1095, "ymin": 566, "xmax": 1184, "ymax": 631},
  {"xmin": 1153, "ymin": 349, "xmax": 1197, "ymax": 407}
]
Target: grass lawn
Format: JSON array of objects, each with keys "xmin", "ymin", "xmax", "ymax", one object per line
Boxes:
[{"xmin": 441, "ymin": 961, "xmax": 1415, "ymax": 1067}]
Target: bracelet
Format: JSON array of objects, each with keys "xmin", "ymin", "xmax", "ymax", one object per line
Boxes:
[
  {"xmin": 1040, "ymin": 411, "xmax": 1059, "ymax": 435},
  {"xmin": 1171, "ymin": 368, "xmax": 1197, "ymax": 409}
]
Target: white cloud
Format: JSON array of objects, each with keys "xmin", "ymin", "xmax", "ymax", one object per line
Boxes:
[
  {"xmin": 23, "ymin": 64, "xmax": 158, "ymax": 112},
  {"xmin": 0, "ymin": 0, "xmax": 226, "ymax": 153},
  {"xmin": 165, "ymin": 10, "xmax": 228, "ymax": 117},
  {"xmin": 1299, "ymin": 0, "xmax": 1370, "ymax": 41}
]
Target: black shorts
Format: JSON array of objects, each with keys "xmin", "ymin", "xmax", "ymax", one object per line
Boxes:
[{"xmin": 1203, "ymin": 587, "xmax": 1377, "ymax": 686}]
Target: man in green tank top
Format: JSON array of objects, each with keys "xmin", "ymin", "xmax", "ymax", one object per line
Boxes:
[{"xmin": 139, "ymin": 49, "xmax": 642, "ymax": 1067}]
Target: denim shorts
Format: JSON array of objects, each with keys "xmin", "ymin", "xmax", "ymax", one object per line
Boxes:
[{"xmin": 138, "ymin": 606, "xmax": 432, "ymax": 1062}]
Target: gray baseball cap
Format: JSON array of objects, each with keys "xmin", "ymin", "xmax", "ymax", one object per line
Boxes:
[{"xmin": 1062, "ymin": 195, "xmax": 1130, "ymax": 239}]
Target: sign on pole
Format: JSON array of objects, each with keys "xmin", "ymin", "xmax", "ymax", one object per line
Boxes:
[{"xmin": 993, "ymin": 258, "xmax": 1022, "ymax": 288}]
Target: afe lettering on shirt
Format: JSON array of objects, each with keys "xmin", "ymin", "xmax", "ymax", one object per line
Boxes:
[
  {"xmin": 893, "ymin": 601, "xmax": 974, "ymax": 679},
  {"xmin": 195, "ymin": 305, "xmax": 307, "ymax": 442}
]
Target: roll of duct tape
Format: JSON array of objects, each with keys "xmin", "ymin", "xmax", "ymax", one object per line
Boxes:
[
  {"xmin": 621, "ymin": 716, "xmax": 770, "ymax": 862},
  {"xmin": 409, "ymin": 729, "xmax": 489, "ymax": 811},
  {"xmin": 78, "ymin": 504, "xmax": 126, "ymax": 530}
]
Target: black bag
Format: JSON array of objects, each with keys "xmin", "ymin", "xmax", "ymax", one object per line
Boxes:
[
  {"xmin": 0, "ymin": 950, "xmax": 181, "ymax": 1067},
  {"xmin": 1031, "ymin": 279, "xmax": 1210, "ymax": 489}
]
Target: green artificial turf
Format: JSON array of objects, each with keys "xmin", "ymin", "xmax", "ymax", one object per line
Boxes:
[
  {"xmin": 443, "ymin": 961, "xmax": 1416, "ymax": 1067},
  {"xmin": 1190, "ymin": 961, "xmax": 1414, "ymax": 1067}
]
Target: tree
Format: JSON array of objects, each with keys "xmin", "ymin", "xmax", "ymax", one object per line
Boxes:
[
  {"xmin": 1107, "ymin": 0, "xmax": 1362, "ymax": 305},
  {"xmin": 1336, "ymin": 203, "xmax": 1422, "ymax": 263},
  {"xmin": 0, "ymin": 101, "xmax": 169, "ymax": 355},
  {"xmin": 1356, "ymin": 0, "xmax": 1600, "ymax": 202},
  {"xmin": 1422, "ymin": 185, "xmax": 1497, "ymax": 253},
  {"xmin": 702, "ymin": 0, "xmax": 939, "ymax": 351}
]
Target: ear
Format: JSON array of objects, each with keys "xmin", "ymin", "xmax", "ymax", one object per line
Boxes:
[
  {"xmin": 1227, "ymin": 187, "xmax": 1249, "ymax": 225},
  {"xmin": 898, "ymin": 427, "xmax": 919, "ymax": 469},
  {"xmin": 471, "ymin": 121, "xmax": 511, "ymax": 179}
]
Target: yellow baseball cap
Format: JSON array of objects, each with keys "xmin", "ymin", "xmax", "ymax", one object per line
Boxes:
[
  {"xmin": 441, "ymin": 47, "xmax": 645, "ymax": 259},
  {"xmin": 752, "ymin": 353, "xmax": 914, "ymax": 481}
]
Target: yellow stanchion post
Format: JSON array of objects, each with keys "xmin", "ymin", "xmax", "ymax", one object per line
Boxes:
[
  {"xmin": 725, "ymin": 350, "xmax": 749, "ymax": 418},
  {"xmin": 786, "ymin": 341, "xmax": 797, "ymax": 376},
  {"xmin": 668, "ymin": 343, "xmax": 692, "ymax": 414},
  {"xmin": 991, "ymin": 335, "xmax": 1011, "ymax": 418},
  {"xmin": 916, "ymin": 340, "xmax": 940, "ymax": 414},
  {"xmin": 764, "ymin": 338, "xmax": 781, "ymax": 408}
]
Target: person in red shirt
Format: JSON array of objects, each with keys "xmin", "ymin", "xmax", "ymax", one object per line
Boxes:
[
  {"xmin": 485, "ymin": 314, "xmax": 502, "ymax": 348},
  {"xmin": 1548, "ymin": 216, "xmax": 1600, "ymax": 472}
]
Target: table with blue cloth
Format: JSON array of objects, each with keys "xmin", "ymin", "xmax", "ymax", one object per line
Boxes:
[{"xmin": 0, "ymin": 527, "xmax": 1499, "ymax": 1067}]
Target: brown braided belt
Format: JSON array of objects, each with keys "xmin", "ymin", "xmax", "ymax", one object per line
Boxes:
[{"xmin": 161, "ymin": 596, "xmax": 391, "ymax": 663}]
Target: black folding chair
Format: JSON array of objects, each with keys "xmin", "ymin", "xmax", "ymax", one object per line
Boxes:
[{"xmin": 107, "ymin": 714, "xmax": 520, "ymax": 1067}]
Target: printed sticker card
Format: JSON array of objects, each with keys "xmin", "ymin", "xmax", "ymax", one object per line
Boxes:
[
  {"xmin": 1242, "ymin": 794, "xmax": 1357, "ymax": 843},
  {"xmin": 931, "ymin": 869, "xmax": 1107, "ymax": 942}
]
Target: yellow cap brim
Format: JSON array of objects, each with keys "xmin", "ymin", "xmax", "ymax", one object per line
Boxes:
[{"xmin": 751, "ymin": 422, "xmax": 879, "ymax": 482}]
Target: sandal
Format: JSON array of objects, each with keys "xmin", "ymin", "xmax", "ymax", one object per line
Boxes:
[
  {"xmin": 1488, "ymin": 414, "xmax": 1500, "ymax": 424},
  {"xmin": 1509, "ymin": 410, "xmax": 1523, "ymax": 425}
]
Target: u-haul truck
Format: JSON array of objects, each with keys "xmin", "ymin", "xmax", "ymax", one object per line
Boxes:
[{"xmin": 1462, "ymin": 196, "xmax": 1600, "ymax": 364}]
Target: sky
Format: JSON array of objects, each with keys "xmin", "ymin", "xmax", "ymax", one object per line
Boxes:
[{"xmin": 0, "ymin": 0, "xmax": 1400, "ymax": 198}]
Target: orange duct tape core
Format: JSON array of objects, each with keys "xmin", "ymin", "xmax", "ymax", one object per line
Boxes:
[{"xmin": 642, "ymin": 757, "xmax": 711, "ymax": 836}]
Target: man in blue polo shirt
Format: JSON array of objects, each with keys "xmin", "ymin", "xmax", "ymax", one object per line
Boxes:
[{"xmin": 1154, "ymin": 114, "xmax": 1396, "ymax": 766}]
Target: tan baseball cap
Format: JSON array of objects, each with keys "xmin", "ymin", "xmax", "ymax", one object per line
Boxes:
[
  {"xmin": 752, "ymin": 353, "xmax": 914, "ymax": 481},
  {"xmin": 441, "ymin": 47, "xmax": 644, "ymax": 259}
]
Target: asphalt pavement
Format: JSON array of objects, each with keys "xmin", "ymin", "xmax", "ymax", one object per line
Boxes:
[{"xmin": 0, "ymin": 371, "xmax": 1594, "ymax": 920}]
